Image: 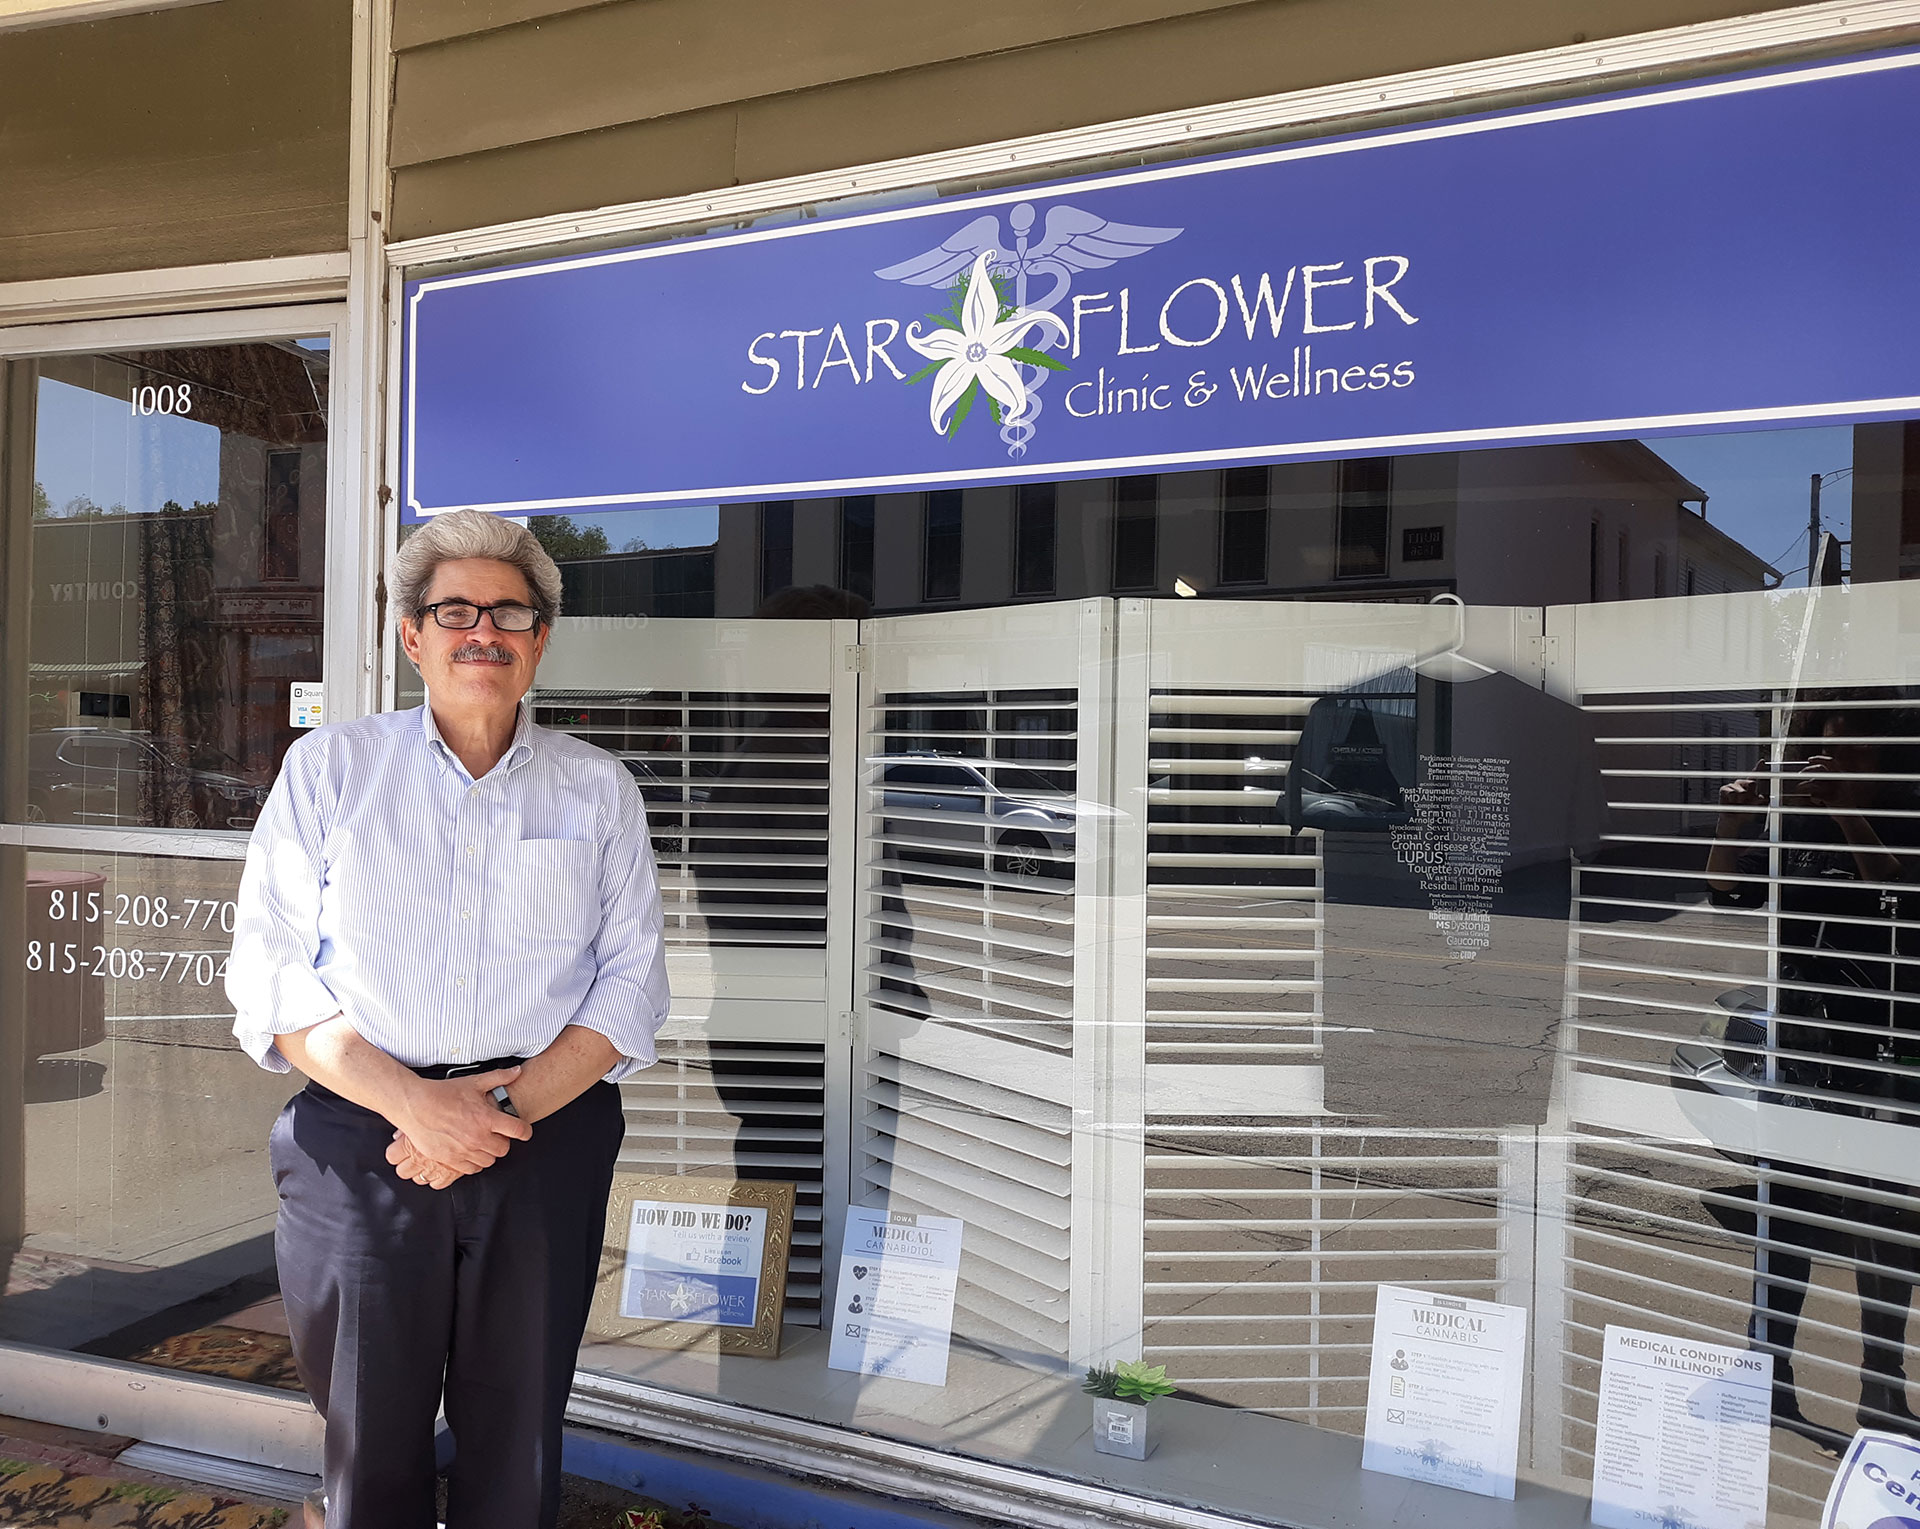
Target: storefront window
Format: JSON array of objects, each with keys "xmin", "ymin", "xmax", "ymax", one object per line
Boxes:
[
  {"xmin": 445, "ymin": 411, "xmax": 1905, "ymax": 1526},
  {"xmin": 384, "ymin": 40, "xmax": 1920, "ymax": 1528}
]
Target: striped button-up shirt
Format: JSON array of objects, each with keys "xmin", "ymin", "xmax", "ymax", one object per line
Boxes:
[{"xmin": 228, "ymin": 701, "xmax": 668, "ymax": 1081}]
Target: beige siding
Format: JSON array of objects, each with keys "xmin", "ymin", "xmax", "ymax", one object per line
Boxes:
[
  {"xmin": 389, "ymin": 0, "xmax": 1258, "ymax": 167},
  {"xmin": 0, "ymin": 0, "xmax": 351, "ymax": 283},
  {"xmin": 388, "ymin": 0, "xmax": 1810, "ymax": 242},
  {"xmin": 393, "ymin": 0, "xmax": 607, "ymax": 53}
]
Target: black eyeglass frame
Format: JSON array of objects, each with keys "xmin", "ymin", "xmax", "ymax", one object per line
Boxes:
[{"xmin": 415, "ymin": 600, "xmax": 545, "ymax": 632}]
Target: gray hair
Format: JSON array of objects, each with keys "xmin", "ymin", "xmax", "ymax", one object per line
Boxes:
[{"xmin": 390, "ymin": 510, "xmax": 563, "ymax": 629}]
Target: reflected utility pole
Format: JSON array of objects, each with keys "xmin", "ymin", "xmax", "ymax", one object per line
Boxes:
[{"xmin": 1809, "ymin": 467, "xmax": 1854, "ymax": 585}]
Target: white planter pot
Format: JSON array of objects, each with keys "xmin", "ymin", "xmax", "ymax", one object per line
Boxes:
[{"xmin": 1091, "ymin": 1396, "xmax": 1153, "ymax": 1460}]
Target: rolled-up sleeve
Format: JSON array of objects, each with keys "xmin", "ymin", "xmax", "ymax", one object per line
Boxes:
[
  {"xmin": 566, "ymin": 780, "xmax": 671, "ymax": 1082},
  {"xmin": 227, "ymin": 741, "xmax": 343, "ymax": 1072}
]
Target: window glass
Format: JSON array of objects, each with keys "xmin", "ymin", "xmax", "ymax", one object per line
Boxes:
[
  {"xmin": 0, "ymin": 336, "xmax": 328, "ymax": 1391},
  {"xmin": 1015, "ymin": 482, "xmax": 1056, "ymax": 595},
  {"xmin": 1112, "ymin": 474, "xmax": 1159, "ymax": 589},
  {"xmin": 881, "ymin": 763, "xmax": 976, "ymax": 789},
  {"xmin": 1219, "ymin": 465, "xmax": 1270, "ymax": 585},
  {"xmin": 759, "ymin": 501, "xmax": 794, "ymax": 605},
  {"xmin": 1, "ymin": 850, "xmax": 290, "ymax": 1371},
  {"xmin": 992, "ymin": 763, "xmax": 1070, "ymax": 795},
  {"xmin": 922, "ymin": 490, "xmax": 963, "ymax": 601},
  {"xmin": 519, "ymin": 413, "xmax": 1920, "ymax": 1529},
  {"xmin": 1334, "ymin": 456, "xmax": 1392, "ymax": 579},
  {"xmin": 7, "ymin": 341, "xmax": 328, "ymax": 829},
  {"xmin": 839, "ymin": 495, "xmax": 876, "ymax": 604}
]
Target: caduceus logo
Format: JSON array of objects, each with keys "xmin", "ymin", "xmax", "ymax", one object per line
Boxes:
[{"xmin": 875, "ymin": 202, "xmax": 1182, "ymax": 455}]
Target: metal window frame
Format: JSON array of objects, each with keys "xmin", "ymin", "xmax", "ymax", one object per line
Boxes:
[
  {"xmin": 0, "ymin": 299, "xmax": 359, "ymax": 858},
  {"xmin": 0, "ymin": 292, "xmax": 357, "ymax": 1473},
  {"xmin": 0, "ymin": 0, "xmax": 216, "ymax": 35},
  {"xmin": 0, "ymin": 255, "xmax": 349, "ymax": 330}
]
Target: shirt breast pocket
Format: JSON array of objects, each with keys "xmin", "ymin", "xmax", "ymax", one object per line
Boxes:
[{"xmin": 515, "ymin": 839, "xmax": 601, "ymax": 948}]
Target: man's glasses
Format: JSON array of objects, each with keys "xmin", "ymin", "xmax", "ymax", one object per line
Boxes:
[{"xmin": 418, "ymin": 601, "xmax": 542, "ymax": 632}]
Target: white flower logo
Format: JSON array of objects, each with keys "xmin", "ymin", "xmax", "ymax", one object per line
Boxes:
[{"xmin": 904, "ymin": 250, "xmax": 1069, "ymax": 438}]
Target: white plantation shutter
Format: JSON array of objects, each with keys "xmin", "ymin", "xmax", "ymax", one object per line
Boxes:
[
  {"xmin": 854, "ymin": 603, "xmax": 1097, "ymax": 1365},
  {"xmin": 615, "ymin": 1037, "xmax": 829, "ymax": 1324},
  {"xmin": 1557, "ymin": 583, "xmax": 1920, "ymax": 1514},
  {"xmin": 1144, "ymin": 688, "xmax": 1321, "ymax": 1064},
  {"xmin": 541, "ymin": 584, "xmax": 1920, "ymax": 1503},
  {"xmin": 1144, "ymin": 1123, "xmax": 1505, "ymax": 1424},
  {"xmin": 535, "ymin": 617, "xmax": 859, "ymax": 1328},
  {"xmin": 1122, "ymin": 599, "xmax": 1522, "ymax": 1425},
  {"xmin": 533, "ymin": 687, "xmax": 832, "ymax": 950}
]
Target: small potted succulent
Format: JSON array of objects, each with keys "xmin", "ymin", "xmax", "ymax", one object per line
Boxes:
[{"xmin": 1084, "ymin": 1360, "xmax": 1177, "ymax": 1460}]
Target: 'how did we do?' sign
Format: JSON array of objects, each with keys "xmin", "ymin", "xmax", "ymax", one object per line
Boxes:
[{"xmin": 620, "ymin": 1200, "xmax": 768, "ymax": 1328}]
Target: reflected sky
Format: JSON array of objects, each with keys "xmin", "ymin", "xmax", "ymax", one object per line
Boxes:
[
  {"xmin": 1641, "ymin": 424, "xmax": 1853, "ymax": 589},
  {"xmin": 534, "ymin": 506, "xmax": 720, "ymax": 551},
  {"xmin": 34, "ymin": 378, "xmax": 220, "ymax": 517}
]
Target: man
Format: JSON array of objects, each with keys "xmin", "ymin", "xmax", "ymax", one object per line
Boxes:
[{"xmin": 228, "ymin": 510, "xmax": 668, "ymax": 1529}]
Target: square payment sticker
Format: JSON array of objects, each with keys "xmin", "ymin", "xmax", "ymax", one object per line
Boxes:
[{"xmin": 290, "ymin": 682, "xmax": 324, "ymax": 729}]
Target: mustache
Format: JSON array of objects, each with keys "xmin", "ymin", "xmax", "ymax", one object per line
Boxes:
[{"xmin": 450, "ymin": 643, "xmax": 515, "ymax": 663}]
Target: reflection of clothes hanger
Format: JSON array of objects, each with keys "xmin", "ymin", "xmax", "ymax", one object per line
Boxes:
[{"xmin": 1411, "ymin": 593, "xmax": 1497, "ymax": 682}]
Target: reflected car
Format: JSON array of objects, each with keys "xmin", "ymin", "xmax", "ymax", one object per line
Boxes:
[
  {"xmin": 26, "ymin": 729, "xmax": 269, "ymax": 830},
  {"xmin": 873, "ymin": 751, "xmax": 1077, "ymax": 880},
  {"xmin": 1284, "ymin": 693, "xmax": 1416, "ymax": 833}
]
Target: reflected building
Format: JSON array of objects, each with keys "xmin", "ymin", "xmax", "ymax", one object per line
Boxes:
[
  {"xmin": 554, "ymin": 438, "xmax": 1784, "ymax": 622},
  {"xmin": 23, "ymin": 343, "xmax": 329, "ymax": 829}
]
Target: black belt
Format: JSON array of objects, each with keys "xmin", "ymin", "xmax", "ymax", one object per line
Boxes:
[{"xmin": 410, "ymin": 1056, "xmax": 525, "ymax": 1080}]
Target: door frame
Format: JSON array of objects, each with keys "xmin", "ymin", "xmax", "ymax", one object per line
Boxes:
[{"xmin": 0, "ymin": 298, "xmax": 364, "ymax": 1476}]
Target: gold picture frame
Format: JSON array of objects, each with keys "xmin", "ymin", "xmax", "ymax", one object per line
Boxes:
[{"xmin": 588, "ymin": 1174, "xmax": 796, "ymax": 1358}]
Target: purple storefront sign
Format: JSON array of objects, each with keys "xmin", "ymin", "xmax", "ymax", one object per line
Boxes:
[{"xmin": 403, "ymin": 49, "xmax": 1920, "ymax": 520}]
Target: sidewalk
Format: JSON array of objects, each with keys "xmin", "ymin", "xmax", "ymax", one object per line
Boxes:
[
  {"xmin": 0, "ymin": 1417, "xmax": 717, "ymax": 1529},
  {"xmin": 0, "ymin": 1416, "xmax": 289, "ymax": 1529},
  {"xmin": 0, "ymin": 1414, "xmax": 1005, "ymax": 1529}
]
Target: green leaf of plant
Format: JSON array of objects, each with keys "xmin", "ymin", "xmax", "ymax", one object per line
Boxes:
[
  {"xmin": 1112, "ymin": 1359, "xmax": 1177, "ymax": 1400},
  {"xmin": 905, "ymin": 361, "xmax": 943, "ymax": 384},
  {"xmin": 946, "ymin": 378, "xmax": 980, "ymax": 437},
  {"xmin": 1082, "ymin": 1365, "xmax": 1122, "ymax": 1399},
  {"xmin": 1004, "ymin": 347, "xmax": 1067, "ymax": 371},
  {"xmin": 925, "ymin": 313, "xmax": 960, "ymax": 329}
]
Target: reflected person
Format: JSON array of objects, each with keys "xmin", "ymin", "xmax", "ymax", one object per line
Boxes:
[
  {"xmin": 227, "ymin": 511, "xmax": 669, "ymax": 1529},
  {"xmin": 1708, "ymin": 692, "xmax": 1920, "ymax": 1435},
  {"xmin": 699, "ymin": 585, "xmax": 886, "ymax": 1151}
]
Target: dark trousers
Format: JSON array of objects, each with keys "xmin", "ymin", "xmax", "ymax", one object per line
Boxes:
[{"xmin": 271, "ymin": 1079, "xmax": 625, "ymax": 1529}]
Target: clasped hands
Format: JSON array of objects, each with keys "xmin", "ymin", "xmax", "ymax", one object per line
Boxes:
[{"xmin": 385, "ymin": 1065, "xmax": 530, "ymax": 1190}]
